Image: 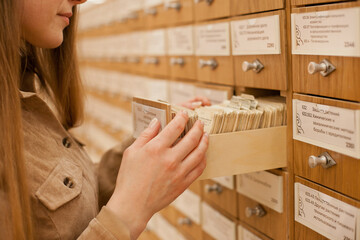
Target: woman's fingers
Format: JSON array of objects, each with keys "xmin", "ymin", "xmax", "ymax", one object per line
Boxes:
[
  {"xmin": 180, "ymin": 133, "xmax": 209, "ymax": 176},
  {"xmin": 184, "ymin": 155, "xmax": 207, "ymax": 187},
  {"xmin": 132, "ymin": 118, "xmax": 161, "ymax": 148},
  {"xmin": 172, "ymin": 120, "xmax": 204, "ymax": 160},
  {"xmin": 153, "ymin": 111, "xmax": 189, "ymax": 147}
]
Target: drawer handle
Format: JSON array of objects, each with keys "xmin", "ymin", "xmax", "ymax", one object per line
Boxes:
[
  {"xmin": 170, "ymin": 57, "xmax": 185, "ymax": 66},
  {"xmin": 242, "ymin": 59, "xmax": 264, "ymax": 73},
  {"xmin": 205, "ymin": 183, "xmax": 223, "ymax": 194},
  {"xmin": 144, "ymin": 57, "xmax": 159, "ymax": 65},
  {"xmin": 245, "ymin": 205, "xmax": 266, "ymax": 218},
  {"xmin": 127, "ymin": 56, "xmax": 140, "ymax": 64},
  {"xmin": 164, "ymin": 2, "xmax": 182, "ymax": 11},
  {"xmin": 308, "ymin": 59, "xmax": 336, "ymax": 77},
  {"xmin": 177, "ymin": 217, "xmax": 192, "ymax": 226},
  {"xmin": 199, "ymin": 59, "xmax": 218, "ymax": 70},
  {"xmin": 308, "ymin": 152, "xmax": 336, "ymax": 169},
  {"xmin": 144, "ymin": 8, "xmax": 157, "ymax": 16},
  {"xmin": 194, "ymin": 0, "xmax": 214, "ymax": 5}
]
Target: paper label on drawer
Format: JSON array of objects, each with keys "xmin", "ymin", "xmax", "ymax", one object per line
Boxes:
[
  {"xmin": 172, "ymin": 189, "xmax": 201, "ymax": 224},
  {"xmin": 167, "ymin": 26, "xmax": 194, "ymax": 56},
  {"xmin": 144, "ymin": 0, "xmax": 164, "ymax": 8},
  {"xmin": 146, "ymin": 29, "xmax": 167, "ymax": 56},
  {"xmin": 202, "ymin": 202, "xmax": 236, "ymax": 240},
  {"xmin": 295, "ymin": 183, "xmax": 360, "ymax": 240},
  {"xmin": 293, "ymin": 99, "xmax": 360, "ymax": 159},
  {"xmin": 156, "ymin": 215, "xmax": 187, "ymax": 240},
  {"xmin": 132, "ymin": 102, "xmax": 167, "ymax": 138},
  {"xmin": 212, "ymin": 176, "xmax": 235, "ymax": 189},
  {"xmin": 237, "ymin": 171, "xmax": 283, "ymax": 213},
  {"xmin": 195, "ymin": 22, "xmax": 231, "ymax": 56},
  {"xmin": 231, "ymin": 15, "xmax": 281, "ymax": 55},
  {"xmin": 291, "ymin": 7, "xmax": 360, "ymax": 57},
  {"xmin": 238, "ymin": 225, "xmax": 262, "ymax": 240},
  {"xmin": 129, "ymin": 31, "xmax": 146, "ymax": 56}
]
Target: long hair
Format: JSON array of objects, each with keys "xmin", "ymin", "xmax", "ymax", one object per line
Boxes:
[{"xmin": 0, "ymin": 1, "xmax": 84, "ymax": 239}]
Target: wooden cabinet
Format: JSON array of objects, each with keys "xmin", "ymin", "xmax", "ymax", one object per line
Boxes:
[
  {"xmin": 194, "ymin": 0, "xmax": 231, "ymax": 22},
  {"xmin": 232, "ymin": 10, "xmax": 288, "ymax": 90},
  {"xmin": 291, "ymin": 0, "xmax": 351, "ymax": 7},
  {"xmin": 231, "ymin": 0, "xmax": 284, "ymax": 16},
  {"xmin": 293, "ymin": 94, "xmax": 360, "ymax": 200},
  {"xmin": 292, "ymin": 2, "xmax": 360, "ymax": 102}
]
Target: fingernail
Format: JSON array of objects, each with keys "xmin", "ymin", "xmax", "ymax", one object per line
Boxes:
[{"xmin": 149, "ymin": 118, "xmax": 158, "ymax": 128}]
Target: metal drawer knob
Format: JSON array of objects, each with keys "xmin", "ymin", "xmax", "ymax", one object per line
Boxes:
[
  {"xmin": 144, "ymin": 8, "xmax": 157, "ymax": 16},
  {"xmin": 308, "ymin": 59, "xmax": 336, "ymax": 77},
  {"xmin": 245, "ymin": 205, "xmax": 266, "ymax": 218},
  {"xmin": 127, "ymin": 56, "xmax": 140, "ymax": 64},
  {"xmin": 205, "ymin": 183, "xmax": 223, "ymax": 194},
  {"xmin": 164, "ymin": 2, "xmax": 181, "ymax": 10},
  {"xmin": 199, "ymin": 59, "xmax": 218, "ymax": 70},
  {"xmin": 242, "ymin": 59, "xmax": 264, "ymax": 73},
  {"xmin": 177, "ymin": 217, "xmax": 192, "ymax": 226},
  {"xmin": 194, "ymin": 0, "xmax": 214, "ymax": 5},
  {"xmin": 170, "ymin": 57, "xmax": 185, "ymax": 66},
  {"xmin": 308, "ymin": 152, "xmax": 336, "ymax": 169},
  {"xmin": 144, "ymin": 57, "xmax": 159, "ymax": 65}
]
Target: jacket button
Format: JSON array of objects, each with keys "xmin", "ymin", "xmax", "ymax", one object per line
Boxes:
[
  {"xmin": 62, "ymin": 137, "xmax": 71, "ymax": 148},
  {"xmin": 63, "ymin": 177, "xmax": 74, "ymax": 188}
]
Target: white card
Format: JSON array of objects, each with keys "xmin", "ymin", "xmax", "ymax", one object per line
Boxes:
[
  {"xmin": 202, "ymin": 202, "xmax": 236, "ymax": 240},
  {"xmin": 169, "ymin": 81, "xmax": 196, "ymax": 104},
  {"xmin": 231, "ymin": 15, "xmax": 281, "ymax": 55},
  {"xmin": 293, "ymin": 99, "xmax": 360, "ymax": 159},
  {"xmin": 295, "ymin": 183, "xmax": 360, "ymax": 240},
  {"xmin": 212, "ymin": 176, "xmax": 235, "ymax": 190},
  {"xmin": 195, "ymin": 22, "xmax": 231, "ymax": 56},
  {"xmin": 146, "ymin": 29, "xmax": 167, "ymax": 56},
  {"xmin": 144, "ymin": 0, "xmax": 164, "ymax": 8},
  {"xmin": 237, "ymin": 171, "xmax": 283, "ymax": 213},
  {"xmin": 167, "ymin": 26, "xmax": 195, "ymax": 56},
  {"xmin": 238, "ymin": 225, "xmax": 263, "ymax": 240},
  {"xmin": 291, "ymin": 7, "xmax": 360, "ymax": 57},
  {"xmin": 172, "ymin": 189, "xmax": 201, "ymax": 224}
]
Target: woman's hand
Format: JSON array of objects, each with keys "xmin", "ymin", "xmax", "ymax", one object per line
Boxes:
[
  {"xmin": 106, "ymin": 111, "xmax": 209, "ymax": 239},
  {"xmin": 179, "ymin": 96, "xmax": 211, "ymax": 110}
]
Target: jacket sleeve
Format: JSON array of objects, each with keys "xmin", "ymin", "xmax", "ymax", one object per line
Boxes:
[
  {"xmin": 97, "ymin": 136, "xmax": 135, "ymax": 208},
  {"xmin": 77, "ymin": 206, "xmax": 131, "ymax": 240}
]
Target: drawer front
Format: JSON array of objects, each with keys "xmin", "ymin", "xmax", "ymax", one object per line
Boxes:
[
  {"xmin": 144, "ymin": 4, "xmax": 168, "ymax": 28},
  {"xmin": 164, "ymin": 0, "xmax": 194, "ymax": 25},
  {"xmin": 161, "ymin": 205, "xmax": 202, "ymax": 240},
  {"xmin": 196, "ymin": 56, "xmax": 234, "ymax": 85},
  {"xmin": 237, "ymin": 171, "xmax": 288, "ymax": 239},
  {"xmin": 201, "ymin": 202, "xmax": 237, "ymax": 240},
  {"xmin": 293, "ymin": 94, "xmax": 360, "ymax": 200},
  {"xmin": 169, "ymin": 56, "xmax": 197, "ymax": 80},
  {"xmin": 292, "ymin": 0, "xmax": 351, "ymax": 7},
  {"xmin": 194, "ymin": 0, "xmax": 230, "ymax": 22},
  {"xmin": 202, "ymin": 179, "xmax": 238, "ymax": 218},
  {"xmin": 144, "ymin": 56, "xmax": 169, "ymax": 77},
  {"xmin": 188, "ymin": 180, "xmax": 202, "ymax": 196},
  {"xmin": 292, "ymin": 2, "xmax": 360, "ymax": 101},
  {"xmin": 125, "ymin": 10, "xmax": 145, "ymax": 30},
  {"xmin": 231, "ymin": 0, "xmax": 284, "ymax": 16},
  {"xmin": 294, "ymin": 177, "xmax": 360, "ymax": 240},
  {"xmin": 237, "ymin": 222, "xmax": 272, "ymax": 240},
  {"xmin": 232, "ymin": 10, "xmax": 287, "ymax": 90}
]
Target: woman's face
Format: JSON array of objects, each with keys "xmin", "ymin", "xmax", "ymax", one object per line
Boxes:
[{"xmin": 21, "ymin": 0, "xmax": 86, "ymax": 48}]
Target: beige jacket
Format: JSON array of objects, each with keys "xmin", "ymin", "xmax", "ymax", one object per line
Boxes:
[{"xmin": 1, "ymin": 85, "xmax": 133, "ymax": 239}]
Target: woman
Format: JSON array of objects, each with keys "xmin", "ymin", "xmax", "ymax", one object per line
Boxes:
[{"xmin": 0, "ymin": 0, "xmax": 209, "ymax": 239}]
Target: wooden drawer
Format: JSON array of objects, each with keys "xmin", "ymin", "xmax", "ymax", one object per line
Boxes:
[
  {"xmin": 291, "ymin": 0, "xmax": 352, "ymax": 7},
  {"xmin": 124, "ymin": 10, "xmax": 145, "ymax": 30},
  {"xmin": 293, "ymin": 94, "xmax": 360, "ymax": 200},
  {"xmin": 195, "ymin": 20, "xmax": 234, "ymax": 86},
  {"xmin": 161, "ymin": 205, "xmax": 202, "ymax": 240},
  {"xmin": 138, "ymin": 229, "xmax": 160, "ymax": 240},
  {"xmin": 292, "ymin": 2, "xmax": 360, "ymax": 102},
  {"xmin": 294, "ymin": 177, "xmax": 360, "ymax": 240},
  {"xmin": 237, "ymin": 170, "xmax": 289, "ymax": 240},
  {"xmin": 169, "ymin": 56, "xmax": 197, "ymax": 80},
  {"xmin": 231, "ymin": 0, "xmax": 284, "ymax": 16},
  {"xmin": 232, "ymin": 10, "xmax": 287, "ymax": 90},
  {"xmin": 144, "ymin": 56, "xmax": 169, "ymax": 77},
  {"xmin": 202, "ymin": 179, "xmax": 237, "ymax": 218},
  {"xmin": 144, "ymin": 3, "xmax": 168, "ymax": 28},
  {"xmin": 237, "ymin": 222, "xmax": 272, "ymax": 240},
  {"xmin": 189, "ymin": 180, "xmax": 202, "ymax": 196},
  {"xmin": 164, "ymin": 0, "xmax": 194, "ymax": 25},
  {"xmin": 194, "ymin": 0, "xmax": 230, "ymax": 22},
  {"xmin": 201, "ymin": 201, "xmax": 237, "ymax": 240}
]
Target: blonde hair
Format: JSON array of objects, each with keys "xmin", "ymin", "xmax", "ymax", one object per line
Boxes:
[{"xmin": 1, "ymin": 0, "xmax": 84, "ymax": 238}]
